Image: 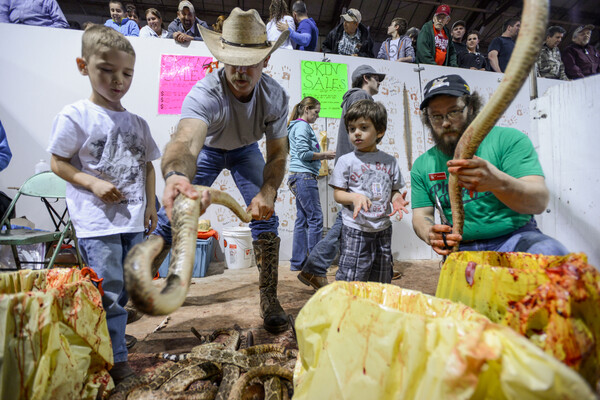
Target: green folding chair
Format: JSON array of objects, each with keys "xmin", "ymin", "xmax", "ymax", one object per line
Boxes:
[{"xmin": 0, "ymin": 171, "xmax": 83, "ymax": 270}]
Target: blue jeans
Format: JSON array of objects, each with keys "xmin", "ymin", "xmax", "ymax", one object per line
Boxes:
[
  {"xmin": 154, "ymin": 143, "xmax": 278, "ymax": 242},
  {"xmin": 287, "ymin": 172, "xmax": 323, "ymax": 270},
  {"xmin": 301, "ymin": 211, "xmax": 342, "ymax": 276},
  {"xmin": 459, "ymin": 218, "xmax": 568, "ymax": 255},
  {"xmin": 79, "ymin": 232, "xmax": 144, "ymax": 363}
]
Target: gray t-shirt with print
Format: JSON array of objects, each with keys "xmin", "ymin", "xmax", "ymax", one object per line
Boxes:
[
  {"xmin": 180, "ymin": 68, "xmax": 290, "ymax": 150},
  {"xmin": 330, "ymin": 150, "xmax": 405, "ymax": 232}
]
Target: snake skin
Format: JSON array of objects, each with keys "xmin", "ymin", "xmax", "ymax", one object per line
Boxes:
[
  {"xmin": 227, "ymin": 365, "xmax": 293, "ymax": 400},
  {"xmin": 448, "ymin": 0, "xmax": 549, "ymax": 250},
  {"xmin": 124, "ymin": 187, "xmax": 252, "ymax": 315},
  {"xmin": 109, "ymin": 329, "xmax": 297, "ymax": 400}
]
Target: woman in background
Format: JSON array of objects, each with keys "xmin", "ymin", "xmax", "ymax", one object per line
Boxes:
[
  {"xmin": 266, "ymin": 0, "xmax": 295, "ymax": 49},
  {"xmin": 459, "ymin": 31, "xmax": 487, "ymax": 71},
  {"xmin": 125, "ymin": 3, "xmax": 141, "ymax": 28},
  {"xmin": 140, "ymin": 8, "xmax": 168, "ymax": 38},
  {"xmin": 212, "ymin": 15, "xmax": 227, "ymax": 33},
  {"xmin": 287, "ymin": 97, "xmax": 335, "ymax": 271}
]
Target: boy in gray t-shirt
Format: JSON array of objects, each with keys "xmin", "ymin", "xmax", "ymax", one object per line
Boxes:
[{"xmin": 330, "ymin": 100, "xmax": 409, "ymax": 283}]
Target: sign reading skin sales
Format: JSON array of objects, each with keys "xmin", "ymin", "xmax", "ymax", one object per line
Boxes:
[
  {"xmin": 301, "ymin": 61, "xmax": 348, "ymax": 119},
  {"xmin": 158, "ymin": 55, "xmax": 213, "ymax": 115}
]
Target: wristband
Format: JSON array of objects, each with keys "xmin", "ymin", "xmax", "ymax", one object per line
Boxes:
[{"xmin": 164, "ymin": 171, "xmax": 187, "ymax": 180}]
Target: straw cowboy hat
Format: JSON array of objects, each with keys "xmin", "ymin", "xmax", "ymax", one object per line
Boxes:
[{"xmin": 199, "ymin": 8, "xmax": 290, "ymax": 66}]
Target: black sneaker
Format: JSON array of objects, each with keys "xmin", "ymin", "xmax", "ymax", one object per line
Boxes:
[
  {"xmin": 109, "ymin": 361, "xmax": 135, "ymax": 386},
  {"xmin": 126, "ymin": 307, "xmax": 142, "ymax": 324},
  {"xmin": 125, "ymin": 334, "xmax": 137, "ymax": 349}
]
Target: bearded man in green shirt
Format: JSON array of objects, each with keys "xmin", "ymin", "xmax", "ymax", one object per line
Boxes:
[{"xmin": 410, "ymin": 74, "xmax": 568, "ymax": 256}]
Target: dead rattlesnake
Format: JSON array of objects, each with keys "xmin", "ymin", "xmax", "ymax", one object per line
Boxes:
[{"xmin": 124, "ymin": 186, "xmax": 252, "ymax": 315}]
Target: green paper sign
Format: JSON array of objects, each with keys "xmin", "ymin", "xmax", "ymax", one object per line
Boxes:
[{"xmin": 301, "ymin": 61, "xmax": 348, "ymax": 119}]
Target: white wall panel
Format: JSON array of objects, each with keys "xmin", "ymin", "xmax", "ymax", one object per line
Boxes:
[
  {"xmin": 1, "ymin": 23, "xmax": 555, "ymax": 263},
  {"xmin": 533, "ymin": 75, "xmax": 600, "ymax": 268}
]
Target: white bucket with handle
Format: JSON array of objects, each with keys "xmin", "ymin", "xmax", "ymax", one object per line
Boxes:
[{"xmin": 222, "ymin": 227, "xmax": 253, "ymax": 270}]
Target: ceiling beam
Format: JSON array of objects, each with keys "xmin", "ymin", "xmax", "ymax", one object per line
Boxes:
[{"xmin": 328, "ymin": 0, "xmax": 352, "ymax": 29}]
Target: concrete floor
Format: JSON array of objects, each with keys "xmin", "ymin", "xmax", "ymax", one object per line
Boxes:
[{"xmin": 126, "ymin": 259, "xmax": 441, "ymax": 373}]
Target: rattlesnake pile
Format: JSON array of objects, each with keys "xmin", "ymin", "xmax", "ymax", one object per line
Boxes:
[{"xmin": 109, "ymin": 328, "xmax": 296, "ymax": 400}]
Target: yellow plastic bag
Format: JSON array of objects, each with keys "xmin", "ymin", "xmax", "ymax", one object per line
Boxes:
[
  {"xmin": 436, "ymin": 252, "xmax": 600, "ymax": 386},
  {"xmin": 0, "ymin": 268, "xmax": 113, "ymax": 399},
  {"xmin": 294, "ymin": 281, "xmax": 594, "ymax": 399}
]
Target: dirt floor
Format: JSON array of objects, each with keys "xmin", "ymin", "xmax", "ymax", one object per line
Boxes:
[{"xmin": 126, "ymin": 259, "xmax": 441, "ymax": 375}]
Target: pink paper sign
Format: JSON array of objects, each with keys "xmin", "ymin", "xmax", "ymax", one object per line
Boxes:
[{"xmin": 158, "ymin": 54, "xmax": 213, "ymax": 115}]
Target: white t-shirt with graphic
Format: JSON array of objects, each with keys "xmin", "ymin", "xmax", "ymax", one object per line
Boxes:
[
  {"xmin": 330, "ymin": 149, "xmax": 405, "ymax": 232},
  {"xmin": 388, "ymin": 38, "xmax": 401, "ymax": 60},
  {"xmin": 48, "ymin": 100, "xmax": 161, "ymax": 238}
]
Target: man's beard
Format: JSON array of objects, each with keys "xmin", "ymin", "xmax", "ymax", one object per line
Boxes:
[{"xmin": 431, "ymin": 112, "xmax": 475, "ymax": 157}]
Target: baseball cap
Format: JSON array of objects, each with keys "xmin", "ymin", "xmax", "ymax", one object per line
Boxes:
[
  {"xmin": 420, "ymin": 75, "xmax": 470, "ymax": 110},
  {"xmin": 178, "ymin": 0, "xmax": 195, "ymax": 14},
  {"xmin": 352, "ymin": 65, "xmax": 386, "ymax": 83},
  {"xmin": 452, "ymin": 20, "xmax": 466, "ymax": 30},
  {"xmin": 435, "ymin": 5, "xmax": 451, "ymax": 16},
  {"xmin": 573, "ymin": 24, "xmax": 594, "ymax": 36},
  {"xmin": 341, "ymin": 8, "xmax": 361, "ymax": 24}
]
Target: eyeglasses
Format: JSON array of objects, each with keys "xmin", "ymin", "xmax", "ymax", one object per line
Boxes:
[
  {"xmin": 427, "ymin": 106, "xmax": 467, "ymax": 125},
  {"xmin": 369, "ymin": 75, "xmax": 381, "ymax": 82}
]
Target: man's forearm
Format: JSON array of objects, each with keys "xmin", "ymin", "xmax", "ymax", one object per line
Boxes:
[
  {"xmin": 260, "ymin": 154, "xmax": 286, "ymax": 201},
  {"xmin": 160, "ymin": 119, "xmax": 207, "ymax": 180},
  {"xmin": 412, "ymin": 209, "xmax": 435, "ymax": 245},
  {"xmin": 161, "ymin": 141, "xmax": 197, "ymax": 179}
]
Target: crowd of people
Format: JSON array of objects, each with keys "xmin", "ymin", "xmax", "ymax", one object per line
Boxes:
[
  {"xmin": 0, "ymin": 0, "xmax": 595, "ymax": 386},
  {"xmin": 2, "ymin": 1, "xmax": 598, "ymax": 79}
]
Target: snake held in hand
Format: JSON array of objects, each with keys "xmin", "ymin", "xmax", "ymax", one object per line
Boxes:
[
  {"xmin": 124, "ymin": 186, "xmax": 252, "ymax": 315},
  {"xmin": 448, "ymin": 0, "xmax": 548, "ymax": 251}
]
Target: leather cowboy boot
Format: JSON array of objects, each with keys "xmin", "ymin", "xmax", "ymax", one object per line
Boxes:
[{"xmin": 253, "ymin": 232, "xmax": 288, "ymax": 333}]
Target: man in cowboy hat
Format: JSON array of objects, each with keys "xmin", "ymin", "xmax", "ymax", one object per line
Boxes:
[{"xmin": 155, "ymin": 8, "xmax": 291, "ymax": 333}]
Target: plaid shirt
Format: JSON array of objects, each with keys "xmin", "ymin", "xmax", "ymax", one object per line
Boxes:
[
  {"xmin": 536, "ymin": 44, "xmax": 568, "ymax": 80},
  {"xmin": 338, "ymin": 29, "xmax": 362, "ymax": 56}
]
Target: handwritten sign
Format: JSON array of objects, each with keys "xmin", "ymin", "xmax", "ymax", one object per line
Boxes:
[
  {"xmin": 158, "ymin": 54, "xmax": 213, "ymax": 115},
  {"xmin": 301, "ymin": 61, "xmax": 348, "ymax": 119}
]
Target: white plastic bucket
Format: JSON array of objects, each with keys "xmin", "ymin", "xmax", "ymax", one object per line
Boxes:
[{"xmin": 222, "ymin": 227, "xmax": 253, "ymax": 270}]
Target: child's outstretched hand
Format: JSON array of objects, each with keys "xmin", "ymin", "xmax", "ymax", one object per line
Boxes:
[
  {"xmin": 352, "ymin": 193, "xmax": 371, "ymax": 219},
  {"xmin": 389, "ymin": 191, "xmax": 410, "ymax": 220},
  {"xmin": 91, "ymin": 179, "xmax": 124, "ymax": 203}
]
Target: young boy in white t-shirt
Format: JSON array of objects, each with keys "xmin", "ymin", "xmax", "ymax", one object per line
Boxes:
[
  {"xmin": 47, "ymin": 25, "xmax": 160, "ymax": 384},
  {"xmin": 330, "ymin": 100, "xmax": 409, "ymax": 283}
]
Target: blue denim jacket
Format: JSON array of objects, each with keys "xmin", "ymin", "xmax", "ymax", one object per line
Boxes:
[
  {"xmin": 105, "ymin": 17, "xmax": 139, "ymax": 36},
  {"xmin": 288, "ymin": 119, "xmax": 320, "ymax": 175}
]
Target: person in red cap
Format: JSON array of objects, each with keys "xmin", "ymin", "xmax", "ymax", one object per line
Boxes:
[{"xmin": 416, "ymin": 4, "xmax": 458, "ymax": 67}]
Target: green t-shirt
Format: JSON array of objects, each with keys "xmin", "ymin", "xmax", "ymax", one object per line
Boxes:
[{"xmin": 410, "ymin": 126, "xmax": 544, "ymax": 240}]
